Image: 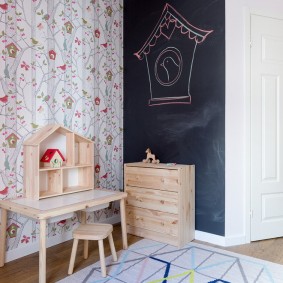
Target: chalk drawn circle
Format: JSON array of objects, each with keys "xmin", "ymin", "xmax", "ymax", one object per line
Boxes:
[{"xmin": 154, "ymin": 47, "xmax": 182, "ymax": 86}]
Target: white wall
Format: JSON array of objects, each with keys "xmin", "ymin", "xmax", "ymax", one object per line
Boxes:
[{"xmin": 225, "ymin": 0, "xmax": 283, "ymax": 244}]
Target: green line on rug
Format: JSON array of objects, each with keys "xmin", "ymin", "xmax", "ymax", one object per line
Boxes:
[{"xmin": 148, "ymin": 269, "xmax": 194, "ymax": 283}]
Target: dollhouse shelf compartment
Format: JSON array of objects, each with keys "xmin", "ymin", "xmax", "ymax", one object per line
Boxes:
[{"xmin": 24, "ymin": 124, "xmax": 94, "ymax": 200}]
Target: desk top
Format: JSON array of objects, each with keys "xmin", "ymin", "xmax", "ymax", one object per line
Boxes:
[{"xmin": 0, "ymin": 189, "xmax": 127, "ymax": 220}]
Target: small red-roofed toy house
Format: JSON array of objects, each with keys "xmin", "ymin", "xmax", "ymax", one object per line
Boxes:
[{"xmin": 40, "ymin": 149, "xmax": 65, "ymax": 168}]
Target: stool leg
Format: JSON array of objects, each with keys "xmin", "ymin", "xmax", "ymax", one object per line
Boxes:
[
  {"xmin": 81, "ymin": 211, "xmax": 89, "ymax": 259},
  {"xmin": 83, "ymin": 240, "xmax": 89, "ymax": 259},
  {"xmin": 98, "ymin": 239, "xmax": 106, "ymax": 277},
  {"xmin": 68, "ymin": 239, "xmax": 79, "ymax": 275},
  {"xmin": 108, "ymin": 233, "xmax": 117, "ymax": 262}
]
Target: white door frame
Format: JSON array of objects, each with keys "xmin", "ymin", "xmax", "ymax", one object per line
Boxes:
[{"xmin": 245, "ymin": 8, "xmax": 283, "ymax": 243}]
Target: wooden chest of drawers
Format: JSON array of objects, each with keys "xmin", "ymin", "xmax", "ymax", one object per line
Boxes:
[{"xmin": 124, "ymin": 162, "xmax": 195, "ymax": 247}]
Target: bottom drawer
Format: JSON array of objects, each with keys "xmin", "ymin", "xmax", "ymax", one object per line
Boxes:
[
  {"xmin": 126, "ymin": 206, "xmax": 178, "ymax": 236},
  {"xmin": 127, "ymin": 225, "xmax": 178, "ymax": 246}
]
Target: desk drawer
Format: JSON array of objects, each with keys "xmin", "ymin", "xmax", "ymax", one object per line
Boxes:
[
  {"xmin": 124, "ymin": 166, "xmax": 180, "ymax": 192},
  {"xmin": 125, "ymin": 186, "xmax": 178, "ymax": 214},
  {"xmin": 126, "ymin": 206, "xmax": 178, "ymax": 236}
]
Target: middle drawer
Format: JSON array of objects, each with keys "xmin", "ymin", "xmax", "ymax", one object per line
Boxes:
[{"xmin": 125, "ymin": 186, "xmax": 178, "ymax": 214}]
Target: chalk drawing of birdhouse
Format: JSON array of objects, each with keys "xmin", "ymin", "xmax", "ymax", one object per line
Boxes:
[
  {"xmin": 65, "ymin": 21, "xmax": 74, "ymax": 34},
  {"xmin": 64, "ymin": 96, "xmax": 74, "ymax": 109},
  {"xmin": 5, "ymin": 43, "xmax": 19, "ymax": 58},
  {"xmin": 106, "ymin": 134, "xmax": 113, "ymax": 145},
  {"xmin": 7, "ymin": 223, "xmax": 20, "ymax": 238},
  {"xmin": 6, "ymin": 133, "xmax": 19, "ymax": 148},
  {"xmin": 134, "ymin": 3, "xmax": 213, "ymax": 106},
  {"xmin": 106, "ymin": 6, "xmax": 113, "ymax": 17},
  {"xmin": 106, "ymin": 70, "xmax": 113, "ymax": 81},
  {"xmin": 40, "ymin": 149, "xmax": 65, "ymax": 168}
]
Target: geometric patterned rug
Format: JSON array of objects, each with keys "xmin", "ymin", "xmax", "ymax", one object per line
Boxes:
[{"xmin": 57, "ymin": 239, "xmax": 283, "ymax": 283}]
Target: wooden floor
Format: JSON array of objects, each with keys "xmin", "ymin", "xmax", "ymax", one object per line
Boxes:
[{"xmin": 0, "ymin": 225, "xmax": 283, "ymax": 283}]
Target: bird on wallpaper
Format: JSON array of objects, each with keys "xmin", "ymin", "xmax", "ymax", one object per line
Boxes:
[
  {"xmin": 100, "ymin": 107, "xmax": 108, "ymax": 113},
  {"xmin": 101, "ymin": 173, "xmax": 108, "ymax": 179},
  {"xmin": 101, "ymin": 43, "xmax": 108, "ymax": 48},
  {"xmin": 57, "ymin": 64, "xmax": 66, "ymax": 71},
  {"xmin": 0, "ymin": 95, "xmax": 8, "ymax": 103},
  {"xmin": 31, "ymin": 122, "xmax": 39, "ymax": 129},
  {"xmin": 160, "ymin": 56, "xmax": 180, "ymax": 83},
  {"xmin": 4, "ymin": 64, "xmax": 10, "ymax": 78},
  {"xmin": 0, "ymin": 3, "xmax": 8, "ymax": 10},
  {"xmin": 63, "ymin": 39, "xmax": 67, "ymax": 51},
  {"xmin": 82, "ymin": 18, "xmax": 88, "ymax": 25},
  {"xmin": 0, "ymin": 187, "xmax": 9, "ymax": 195},
  {"xmin": 31, "ymin": 37, "xmax": 39, "ymax": 45},
  {"xmin": 4, "ymin": 155, "xmax": 10, "ymax": 170}
]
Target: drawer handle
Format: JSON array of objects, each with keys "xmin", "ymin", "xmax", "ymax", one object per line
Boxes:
[
  {"xmin": 136, "ymin": 216, "xmax": 143, "ymax": 221},
  {"xmin": 160, "ymin": 200, "xmax": 165, "ymax": 204}
]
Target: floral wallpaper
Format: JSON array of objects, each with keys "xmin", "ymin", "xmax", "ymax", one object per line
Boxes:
[{"xmin": 0, "ymin": 0, "xmax": 123, "ymax": 253}]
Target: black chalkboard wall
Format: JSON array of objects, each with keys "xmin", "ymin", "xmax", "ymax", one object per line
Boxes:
[{"xmin": 124, "ymin": 0, "xmax": 225, "ymax": 236}]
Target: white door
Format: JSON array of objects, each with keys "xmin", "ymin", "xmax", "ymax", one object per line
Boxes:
[{"xmin": 251, "ymin": 14, "xmax": 283, "ymax": 241}]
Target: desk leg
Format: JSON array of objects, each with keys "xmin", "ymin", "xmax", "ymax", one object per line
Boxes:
[
  {"xmin": 120, "ymin": 198, "xmax": 128, "ymax": 249},
  {"xmin": 39, "ymin": 219, "xmax": 47, "ymax": 283},
  {"xmin": 0, "ymin": 208, "xmax": 7, "ymax": 267},
  {"xmin": 81, "ymin": 211, "xmax": 89, "ymax": 259}
]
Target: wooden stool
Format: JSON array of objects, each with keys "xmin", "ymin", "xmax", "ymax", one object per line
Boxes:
[{"xmin": 68, "ymin": 223, "xmax": 117, "ymax": 277}]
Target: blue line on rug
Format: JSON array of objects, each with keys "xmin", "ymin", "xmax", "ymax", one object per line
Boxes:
[
  {"xmin": 90, "ymin": 242, "xmax": 166, "ymax": 281},
  {"xmin": 208, "ymin": 279, "xmax": 230, "ymax": 283},
  {"xmin": 239, "ymin": 258, "xmax": 275, "ymax": 283},
  {"xmin": 149, "ymin": 257, "xmax": 171, "ymax": 283},
  {"xmin": 197, "ymin": 259, "xmax": 236, "ymax": 271}
]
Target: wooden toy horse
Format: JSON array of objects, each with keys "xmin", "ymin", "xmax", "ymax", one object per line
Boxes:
[{"xmin": 142, "ymin": 148, "xmax": 160, "ymax": 164}]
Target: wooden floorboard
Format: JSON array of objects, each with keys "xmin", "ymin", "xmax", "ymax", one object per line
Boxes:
[{"xmin": 0, "ymin": 225, "xmax": 282, "ymax": 283}]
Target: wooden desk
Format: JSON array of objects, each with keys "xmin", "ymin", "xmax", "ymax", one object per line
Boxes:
[{"xmin": 0, "ymin": 189, "xmax": 128, "ymax": 283}]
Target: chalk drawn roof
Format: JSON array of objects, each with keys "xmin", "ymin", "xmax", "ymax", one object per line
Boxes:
[{"xmin": 134, "ymin": 3, "xmax": 213, "ymax": 60}]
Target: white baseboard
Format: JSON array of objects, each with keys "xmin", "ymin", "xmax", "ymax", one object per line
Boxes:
[
  {"xmin": 195, "ymin": 230, "xmax": 226, "ymax": 246},
  {"xmin": 224, "ymin": 234, "xmax": 247, "ymax": 246},
  {"xmin": 195, "ymin": 230, "xmax": 247, "ymax": 247},
  {"xmin": 5, "ymin": 215, "xmax": 121, "ymax": 263}
]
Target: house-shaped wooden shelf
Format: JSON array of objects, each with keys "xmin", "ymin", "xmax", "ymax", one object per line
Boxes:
[{"xmin": 24, "ymin": 124, "xmax": 94, "ymax": 200}]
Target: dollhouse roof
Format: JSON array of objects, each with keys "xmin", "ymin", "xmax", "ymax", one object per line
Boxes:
[
  {"xmin": 134, "ymin": 3, "xmax": 213, "ymax": 60},
  {"xmin": 40, "ymin": 149, "xmax": 65, "ymax": 163},
  {"xmin": 23, "ymin": 124, "xmax": 93, "ymax": 146}
]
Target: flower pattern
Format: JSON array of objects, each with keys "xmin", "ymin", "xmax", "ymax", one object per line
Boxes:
[{"xmin": 0, "ymin": 0, "xmax": 123, "ymax": 253}]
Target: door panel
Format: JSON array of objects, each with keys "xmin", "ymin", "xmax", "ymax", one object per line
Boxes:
[{"xmin": 251, "ymin": 14, "xmax": 283, "ymax": 241}]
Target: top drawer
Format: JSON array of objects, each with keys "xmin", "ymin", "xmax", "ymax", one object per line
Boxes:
[{"xmin": 124, "ymin": 165, "xmax": 180, "ymax": 192}]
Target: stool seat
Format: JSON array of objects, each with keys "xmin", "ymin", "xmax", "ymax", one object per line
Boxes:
[
  {"xmin": 68, "ymin": 223, "xmax": 117, "ymax": 277},
  {"xmin": 73, "ymin": 223, "xmax": 113, "ymax": 241}
]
